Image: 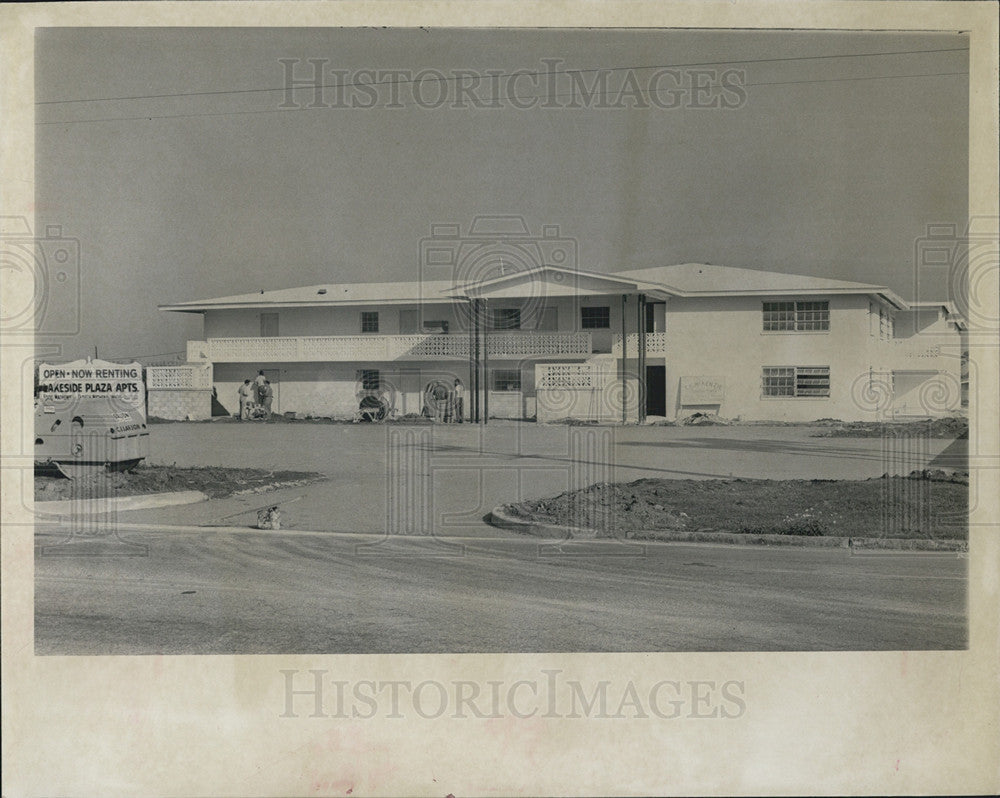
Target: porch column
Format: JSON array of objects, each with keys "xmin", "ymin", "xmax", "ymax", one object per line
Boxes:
[
  {"xmin": 472, "ymin": 298, "xmax": 481, "ymax": 423},
  {"xmin": 482, "ymin": 298, "xmax": 489, "ymax": 425},
  {"xmin": 638, "ymin": 293, "xmax": 647, "ymax": 424},
  {"xmin": 621, "ymin": 294, "xmax": 627, "ymax": 424},
  {"xmin": 469, "ymin": 298, "xmax": 478, "ymax": 423}
]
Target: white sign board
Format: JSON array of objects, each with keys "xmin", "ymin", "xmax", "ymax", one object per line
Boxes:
[
  {"xmin": 680, "ymin": 375, "xmax": 725, "ymax": 405},
  {"xmin": 38, "ymin": 358, "xmax": 145, "ymax": 417}
]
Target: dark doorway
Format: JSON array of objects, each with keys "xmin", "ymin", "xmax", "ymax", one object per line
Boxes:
[{"xmin": 646, "ymin": 366, "xmax": 666, "ymax": 417}]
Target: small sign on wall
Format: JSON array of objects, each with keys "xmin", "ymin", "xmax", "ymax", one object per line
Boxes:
[{"xmin": 680, "ymin": 375, "xmax": 725, "ymax": 405}]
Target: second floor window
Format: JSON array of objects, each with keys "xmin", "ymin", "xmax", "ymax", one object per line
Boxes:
[
  {"xmin": 361, "ymin": 311, "xmax": 379, "ymax": 333},
  {"xmin": 491, "ymin": 308, "xmax": 521, "ymax": 330},
  {"xmin": 581, "ymin": 306, "xmax": 610, "ymax": 329},
  {"xmin": 763, "ymin": 300, "xmax": 829, "ymax": 331}
]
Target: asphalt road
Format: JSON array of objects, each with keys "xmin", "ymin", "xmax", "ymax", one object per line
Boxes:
[{"xmin": 35, "ymin": 526, "xmax": 967, "ymax": 654}]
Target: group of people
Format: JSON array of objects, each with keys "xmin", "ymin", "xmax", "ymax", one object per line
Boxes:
[
  {"xmin": 429, "ymin": 378, "xmax": 465, "ymax": 423},
  {"xmin": 237, "ymin": 370, "xmax": 273, "ymax": 421}
]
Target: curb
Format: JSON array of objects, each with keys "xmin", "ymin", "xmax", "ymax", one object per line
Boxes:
[
  {"xmin": 33, "ymin": 490, "xmax": 209, "ymax": 518},
  {"xmin": 487, "ymin": 505, "xmax": 968, "ymax": 552}
]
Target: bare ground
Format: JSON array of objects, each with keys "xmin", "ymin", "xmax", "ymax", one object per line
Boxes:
[
  {"xmin": 501, "ymin": 471, "xmax": 968, "ymax": 540},
  {"xmin": 34, "ymin": 464, "xmax": 325, "ymax": 501}
]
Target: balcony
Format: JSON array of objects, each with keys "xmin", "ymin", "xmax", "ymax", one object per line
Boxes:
[
  {"xmin": 612, "ymin": 332, "xmax": 668, "ymax": 356},
  {"xmin": 187, "ymin": 331, "xmax": 594, "ymax": 364}
]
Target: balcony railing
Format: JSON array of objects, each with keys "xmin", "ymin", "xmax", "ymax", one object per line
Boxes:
[
  {"xmin": 188, "ymin": 332, "xmax": 594, "ymax": 363},
  {"xmin": 612, "ymin": 332, "xmax": 668, "ymax": 356}
]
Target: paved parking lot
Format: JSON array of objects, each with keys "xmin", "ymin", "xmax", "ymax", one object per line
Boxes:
[{"xmin": 111, "ymin": 420, "xmax": 964, "ymax": 535}]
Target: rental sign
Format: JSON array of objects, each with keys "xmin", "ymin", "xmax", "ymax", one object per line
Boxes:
[{"xmin": 38, "ymin": 358, "xmax": 145, "ymax": 416}]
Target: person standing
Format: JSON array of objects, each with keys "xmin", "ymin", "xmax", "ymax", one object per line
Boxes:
[
  {"xmin": 261, "ymin": 380, "xmax": 274, "ymax": 420},
  {"xmin": 431, "ymin": 381, "xmax": 448, "ymax": 422},
  {"xmin": 452, "ymin": 378, "xmax": 465, "ymax": 423},
  {"xmin": 238, "ymin": 379, "xmax": 253, "ymax": 421},
  {"xmin": 253, "ymin": 370, "xmax": 267, "ymax": 406}
]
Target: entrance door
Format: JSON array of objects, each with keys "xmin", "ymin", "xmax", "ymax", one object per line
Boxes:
[
  {"xmin": 260, "ymin": 312, "xmax": 279, "ymax": 337},
  {"xmin": 645, "ymin": 366, "xmax": 666, "ymax": 417}
]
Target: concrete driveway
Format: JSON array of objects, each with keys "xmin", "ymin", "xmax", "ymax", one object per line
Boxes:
[{"xmin": 109, "ymin": 421, "xmax": 963, "ymax": 535}]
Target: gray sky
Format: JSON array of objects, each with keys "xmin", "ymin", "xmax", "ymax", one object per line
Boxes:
[{"xmin": 35, "ymin": 28, "xmax": 968, "ymax": 361}]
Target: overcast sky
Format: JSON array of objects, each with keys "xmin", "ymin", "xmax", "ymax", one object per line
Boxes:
[{"xmin": 35, "ymin": 28, "xmax": 968, "ymax": 361}]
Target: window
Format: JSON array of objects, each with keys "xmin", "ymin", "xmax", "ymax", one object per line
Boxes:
[
  {"xmin": 358, "ymin": 369, "xmax": 380, "ymax": 391},
  {"xmin": 491, "ymin": 308, "xmax": 521, "ymax": 330},
  {"xmin": 422, "ymin": 320, "xmax": 449, "ymax": 334},
  {"xmin": 762, "ymin": 366, "xmax": 830, "ymax": 397},
  {"xmin": 762, "ymin": 301, "xmax": 829, "ymax": 331},
  {"xmin": 581, "ymin": 306, "xmax": 610, "ymax": 329},
  {"xmin": 491, "ymin": 369, "xmax": 521, "ymax": 392},
  {"xmin": 360, "ymin": 311, "xmax": 379, "ymax": 333}
]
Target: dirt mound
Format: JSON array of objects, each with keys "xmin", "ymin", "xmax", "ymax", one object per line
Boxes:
[
  {"xmin": 34, "ymin": 465, "xmax": 324, "ymax": 501},
  {"xmin": 502, "ymin": 475, "xmax": 968, "ymax": 540},
  {"xmin": 811, "ymin": 417, "xmax": 968, "ymax": 438}
]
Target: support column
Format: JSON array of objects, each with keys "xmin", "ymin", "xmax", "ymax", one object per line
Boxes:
[
  {"xmin": 473, "ymin": 299, "xmax": 481, "ymax": 423},
  {"xmin": 621, "ymin": 294, "xmax": 627, "ymax": 424},
  {"xmin": 469, "ymin": 298, "xmax": 477, "ymax": 423},
  {"xmin": 482, "ymin": 298, "xmax": 489, "ymax": 425},
  {"xmin": 638, "ymin": 293, "xmax": 647, "ymax": 424}
]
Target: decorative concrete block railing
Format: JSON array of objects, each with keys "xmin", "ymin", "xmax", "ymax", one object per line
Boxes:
[
  {"xmin": 188, "ymin": 331, "xmax": 594, "ymax": 363},
  {"xmin": 147, "ymin": 363, "xmax": 213, "ymax": 390},
  {"xmin": 146, "ymin": 363, "xmax": 213, "ymax": 420},
  {"xmin": 612, "ymin": 332, "xmax": 667, "ymax": 356}
]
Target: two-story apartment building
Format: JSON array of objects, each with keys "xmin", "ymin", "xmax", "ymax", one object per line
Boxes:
[{"xmin": 158, "ymin": 262, "xmax": 965, "ymax": 423}]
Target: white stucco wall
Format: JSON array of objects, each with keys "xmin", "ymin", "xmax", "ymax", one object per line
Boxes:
[{"xmin": 660, "ymin": 295, "xmax": 962, "ymax": 421}]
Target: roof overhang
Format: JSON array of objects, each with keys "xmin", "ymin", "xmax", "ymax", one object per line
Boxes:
[
  {"xmin": 443, "ymin": 264, "xmax": 671, "ymax": 301},
  {"xmin": 159, "ymin": 295, "xmax": 465, "ymax": 313}
]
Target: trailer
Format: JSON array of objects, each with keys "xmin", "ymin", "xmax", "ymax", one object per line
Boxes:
[{"xmin": 35, "ymin": 397, "xmax": 149, "ymax": 479}]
